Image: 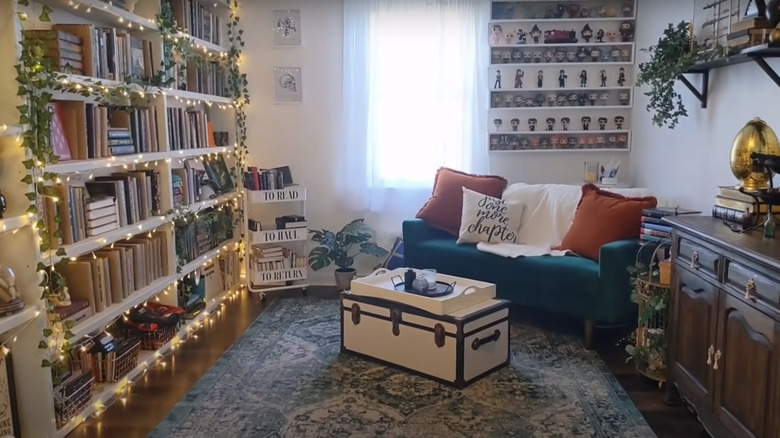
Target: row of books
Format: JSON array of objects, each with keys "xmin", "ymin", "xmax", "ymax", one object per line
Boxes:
[
  {"xmin": 712, "ymin": 185, "xmax": 779, "ymax": 229},
  {"xmin": 49, "ymin": 101, "xmax": 161, "ymax": 161},
  {"xmin": 218, "ymin": 250, "xmax": 241, "ymax": 291},
  {"xmin": 639, "ymin": 207, "xmax": 700, "ymax": 243},
  {"xmin": 181, "ymin": 62, "xmax": 228, "ymax": 97},
  {"xmin": 167, "ymin": 107, "xmax": 215, "ymax": 151},
  {"xmin": 172, "ymin": 159, "xmax": 207, "ymax": 205},
  {"xmin": 26, "ymin": 24, "xmax": 155, "ymax": 81},
  {"xmin": 174, "ymin": 208, "xmax": 235, "ymax": 265},
  {"xmin": 43, "ymin": 171, "xmax": 163, "ymax": 247},
  {"xmin": 243, "ymin": 166, "xmax": 292, "ymax": 191},
  {"xmin": 169, "ymin": 0, "xmax": 224, "ymax": 46},
  {"xmin": 726, "ymin": 17, "xmax": 771, "ymax": 49},
  {"xmin": 69, "ymin": 334, "xmax": 140, "ymax": 384},
  {"xmin": 250, "ymin": 246, "xmax": 306, "ymax": 272},
  {"xmin": 56, "ymin": 230, "xmax": 170, "ymax": 318}
]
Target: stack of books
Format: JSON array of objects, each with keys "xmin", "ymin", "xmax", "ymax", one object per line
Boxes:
[
  {"xmin": 85, "ymin": 196, "xmax": 119, "ymax": 237},
  {"xmin": 712, "ymin": 185, "xmax": 779, "ymax": 229},
  {"xmin": 640, "ymin": 207, "xmax": 701, "ymax": 242},
  {"xmin": 23, "ymin": 29, "xmax": 84, "ymax": 75},
  {"xmin": 250, "ymin": 245, "xmax": 306, "ymax": 272},
  {"xmin": 726, "ymin": 17, "xmax": 772, "ymax": 49}
]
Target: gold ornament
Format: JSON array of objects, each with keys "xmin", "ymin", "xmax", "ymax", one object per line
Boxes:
[
  {"xmin": 771, "ymin": 26, "xmax": 780, "ymax": 44},
  {"xmin": 730, "ymin": 117, "xmax": 780, "ymax": 191}
]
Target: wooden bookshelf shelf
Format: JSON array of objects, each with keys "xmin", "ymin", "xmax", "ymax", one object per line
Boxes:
[
  {"xmin": 179, "ymin": 33, "xmax": 230, "ymax": 55},
  {"xmin": 41, "ymin": 215, "xmax": 169, "ymax": 266},
  {"xmin": 189, "ymin": 191, "xmax": 239, "ymax": 213},
  {"xmin": 0, "ymin": 214, "xmax": 32, "ymax": 234},
  {"xmin": 56, "ymin": 283, "xmax": 240, "ymax": 438},
  {"xmin": 0, "ymin": 306, "xmax": 39, "ymax": 336},
  {"xmin": 45, "ymin": 152, "xmax": 171, "ymax": 174},
  {"xmin": 171, "ymin": 146, "xmax": 234, "ymax": 159},
  {"xmin": 35, "ymin": 0, "xmax": 159, "ymax": 32},
  {"xmin": 165, "ymin": 88, "xmax": 234, "ymax": 105}
]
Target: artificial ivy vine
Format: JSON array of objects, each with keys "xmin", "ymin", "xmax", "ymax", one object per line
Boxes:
[{"xmin": 13, "ymin": 0, "xmax": 249, "ymax": 386}]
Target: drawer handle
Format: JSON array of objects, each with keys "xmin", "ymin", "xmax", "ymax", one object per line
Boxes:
[
  {"xmin": 706, "ymin": 345, "xmax": 714, "ymax": 365},
  {"xmin": 351, "ymin": 303, "xmax": 361, "ymax": 325},
  {"xmin": 690, "ymin": 251, "xmax": 700, "ymax": 269},
  {"xmin": 391, "ymin": 308, "xmax": 402, "ymax": 336},
  {"xmin": 744, "ymin": 279, "xmax": 756, "ymax": 301},
  {"xmin": 472, "ymin": 329, "xmax": 501, "ymax": 351},
  {"xmin": 713, "ymin": 350, "xmax": 722, "ymax": 370},
  {"xmin": 434, "ymin": 324, "xmax": 446, "ymax": 348}
]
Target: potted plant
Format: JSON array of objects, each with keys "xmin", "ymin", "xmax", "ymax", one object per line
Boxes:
[
  {"xmin": 636, "ymin": 21, "xmax": 733, "ymax": 129},
  {"xmin": 308, "ymin": 219, "xmax": 389, "ymax": 290}
]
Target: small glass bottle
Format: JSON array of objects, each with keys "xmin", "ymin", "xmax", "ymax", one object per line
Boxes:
[{"xmin": 412, "ymin": 273, "xmax": 429, "ymax": 293}]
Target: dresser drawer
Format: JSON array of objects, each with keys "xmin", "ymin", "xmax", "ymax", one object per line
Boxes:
[
  {"xmin": 724, "ymin": 259, "xmax": 780, "ymax": 317},
  {"xmin": 676, "ymin": 237, "xmax": 720, "ymax": 279}
]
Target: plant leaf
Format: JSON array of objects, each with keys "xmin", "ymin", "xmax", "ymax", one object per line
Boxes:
[
  {"xmin": 307, "ymin": 246, "xmax": 332, "ymax": 271},
  {"xmin": 359, "ymin": 242, "xmax": 389, "ymax": 258}
]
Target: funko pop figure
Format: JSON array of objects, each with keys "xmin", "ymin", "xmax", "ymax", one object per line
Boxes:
[
  {"xmin": 596, "ymin": 28, "xmax": 605, "ymax": 43},
  {"xmin": 537, "ymin": 70, "xmax": 544, "ymax": 88},
  {"xmin": 581, "ymin": 24, "xmax": 593, "ymax": 43},
  {"xmin": 581, "ymin": 116, "xmax": 591, "ymax": 131},
  {"xmin": 614, "ymin": 116, "xmax": 625, "ymax": 130},
  {"xmin": 546, "ymin": 117, "xmax": 556, "ymax": 131},
  {"xmin": 515, "ymin": 69, "xmax": 524, "ymax": 88},
  {"xmin": 558, "ymin": 69, "xmax": 568, "ymax": 88},
  {"xmin": 617, "ymin": 67, "xmax": 626, "ymax": 86},
  {"xmin": 528, "ymin": 118, "xmax": 538, "ymax": 131},
  {"xmin": 598, "ymin": 117, "xmax": 608, "ymax": 130},
  {"xmin": 600, "ymin": 69, "xmax": 608, "ymax": 87},
  {"xmin": 561, "ymin": 117, "xmax": 571, "ymax": 131},
  {"xmin": 580, "ymin": 69, "xmax": 588, "ymax": 87}
]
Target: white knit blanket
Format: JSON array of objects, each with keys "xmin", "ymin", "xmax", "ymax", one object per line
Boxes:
[{"xmin": 476, "ymin": 183, "xmax": 655, "ymax": 258}]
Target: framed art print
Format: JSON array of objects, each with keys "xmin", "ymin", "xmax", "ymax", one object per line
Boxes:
[
  {"xmin": 0, "ymin": 352, "xmax": 21, "ymax": 438},
  {"xmin": 273, "ymin": 10, "xmax": 301, "ymax": 46},
  {"xmin": 274, "ymin": 67, "xmax": 302, "ymax": 103}
]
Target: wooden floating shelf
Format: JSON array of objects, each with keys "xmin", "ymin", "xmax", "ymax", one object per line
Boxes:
[
  {"xmin": 45, "ymin": 147, "xmax": 234, "ymax": 174},
  {"xmin": 0, "ymin": 214, "xmax": 32, "ymax": 234},
  {"xmin": 682, "ymin": 45, "xmax": 780, "ymax": 108},
  {"xmin": 188, "ymin": 192, "xmax": 240, "ymax": 214},
  {"xmin": 0, "ymin": 306, "xmax": 39, "ymax": 336}
]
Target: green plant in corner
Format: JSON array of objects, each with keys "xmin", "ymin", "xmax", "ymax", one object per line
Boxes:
[{"xmin": 308, "ymin": 219, "xmax": 389, "ymax": 290}]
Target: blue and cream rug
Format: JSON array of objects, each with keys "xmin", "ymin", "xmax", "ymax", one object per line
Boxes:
[{"xmin": 149, "ymin": 298, "xmax": 656, "ymax": 438}]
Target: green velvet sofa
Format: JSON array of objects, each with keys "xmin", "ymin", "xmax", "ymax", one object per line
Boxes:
[{"xmin": 402, "ymin": 218, "xmax": 640, "ymax": 348}]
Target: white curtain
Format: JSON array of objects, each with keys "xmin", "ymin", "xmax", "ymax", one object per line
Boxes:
[{"xmin": 340, "ymin": 0, "xmax": 491, "ymax": 234}]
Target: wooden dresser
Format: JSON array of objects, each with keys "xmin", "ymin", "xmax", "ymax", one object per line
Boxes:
[{"xmin": 665, "ymin": 216, "xmax": 780, "ymax": 438}]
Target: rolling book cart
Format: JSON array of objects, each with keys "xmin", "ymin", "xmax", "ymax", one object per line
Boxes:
[{"xmin": 247, "ymin": 185, "xmax": 310, "ymax": 299}]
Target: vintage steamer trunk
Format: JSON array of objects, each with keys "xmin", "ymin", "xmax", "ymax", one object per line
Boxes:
[{"xmin": 341, "ymin": 290, "xmax": 510, "ymax": 389}]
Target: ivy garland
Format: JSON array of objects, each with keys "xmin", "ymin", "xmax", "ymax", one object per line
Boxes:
[{"xmin": 14, "ymin": 0, "xmax": 249, "ymax": 385}]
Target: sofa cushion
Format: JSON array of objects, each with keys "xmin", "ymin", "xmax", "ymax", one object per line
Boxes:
[
  {"xmin": 457, "ymin": 187, "xmax": 524, "ymax": 245},
  {"xmin": 555, "ymin": 184, "xmax": 657, "ymax": 260},
  {"xmin": 416, "ymin": 167, "xmax": 507, "ymax": 236}
]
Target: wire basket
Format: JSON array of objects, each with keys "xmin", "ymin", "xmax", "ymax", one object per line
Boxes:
[
  {"xmin": 94, "ymin": 339, "xmax": 141, "ymax": 383},
  {"xmin": 54, "ymin": 372, "xmax": 94, "ymax": 429},
  {"xmin": 634, "ymin": 279, "xmax": 670, "ymax": 384},
  {"xmin": 122, "ymin": 321, "xmax": 180, "ymax": 350}
]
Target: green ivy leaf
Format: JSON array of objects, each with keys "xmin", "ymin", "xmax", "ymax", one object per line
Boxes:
[
  {"xmin": 63, "ymin": 331, "xmax": 75, "ymax": 340},
  {"xmin": 41, "ymin": 359, "xmax": 52, "ymax": 367},
  {"xmin": 38, "ymin": 340, "xmax": 48, "ymax": 349},
  {"xmin": 42, "ymin": 328, "xmax": 53, "ymax": 337},
  {"xmin": 55, "ymin": 248, "xmax": 66, "ymax": 257}
]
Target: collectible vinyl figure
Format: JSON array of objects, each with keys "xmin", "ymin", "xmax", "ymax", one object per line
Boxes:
[
  {"xmin": 581, "ymin": 24, "xmax": 593, "ymax": 43},
  {"xmin": 622, "ymin": 4, "xmax": 633, "ymax": 16},
  {"xmin": 494, "ymin": 70, "xmax": 502, "ymax": 89},
  {"xmin": 579, "ymin": 69, "xmax": 588, "ymax": 87},
  {"xmin": 619, "ymin": 21, "xmax": 635, "ymax": 42},
  {"xmin": 555, "ymin": 50, "xmax": 566, "ymax": 62},
  {"xmin": 490, "ymin": 137, "xmax": 499, "ymax": 150},
  {"xmin": 610, "ymin": 47, "xmax": 621, "ymax": 61},
  {"xmin": 492, "ymin": 94, "xmax": 502, "ymax": 107},
  {"xmin": 566, "ymin": 50, "xmax": 577, "ymax": 62},
  {"xmin": 561, "ymin": 117, "xmax": 571, "ymax": 131},
  {"xmin": 537, "ymin": 70, "xmax": 544, "ymax": 88},
  {"xmin": 511, "ymin": 118, "xmax": 520, "ymax": 131},
  {"xmin": 493, "ymin": 118, "xmax": 503, "ymax": 131},
  {"xmin": 546, "ymin": 117, "xmax": 556, "ymax": 131},
  {"xmin": 504, "ymin": 32, "xmax": 515, "ymax": 44},
  {"xmin": 528, "ymin": 118, "xmax": 538, "ymax": 131},
  {"xmin": 600, "ymin": 69, "xmax": 607, "ymax": 87},
  {"xmin": 515, "ymin": 69, "xmax": 524, "ymax": 88},
  {"xmin": 504, "ymin": 95, "xmax": 514, "ymax": 107},
  {"xmin": 491, "ymin": 24, "xmax": 503, "ymax": 46},
  {"xmin": 547, "ymin": 94, "xmax": 557, "ymax": 107},
  {"xmin": 618, "ymin": 92, "xmax": 629, "ymax": 105},
  {"xmin": 607, "ymin": 31, "xmax": 618, "ymax": 42},
  {"xmin": 590, "ymin": 48, "xmax": 601, "ymax": 62},
  {"xmin": 568, "ymin": 93, "xmax": 579, "ymax": 106},
  {"xmin": 557, "ymin": 95, "xmax": 567, "ymax": 106},
  {"xmin": 516, "ymin": 28, "xmax": 527, "ymax": 44},
  {"xmin": 599, "ymin": 92, "xmax": 610, "ymax": 105},
  {"xmin": 558, "ymin": 69, "xmax": 568, "ymax": 88},
  {"xmin": 533, "ymin": 51, "xmax": 543, "ymax": 63},
  {"xmin": 523, "ymin": 51, "xmax": 533, "ymax": 63},
  {"xmin": 581, "ymin": 116, "xmax": 591, "ymax": 131},
  {"xmin": 578, "ymin": 93, "xmax": 588, "ymax": 106},
  {"xmin": 588, "ymin": 92, "xmax": 598, "ymax": 105},
  {"xmin": 519, "ymin": 138, "xmax": 529, "ymax": 149},
  {"xmin": 512, "ymin": 51, "xmax": 523, "ymax": 63},
  {"xmin": 544, "ymin": 49, "xmax": 554, "ymax": 63},
  {"xmin": 598, "ymin": 117, "xmax": 608, "ymax": 130},
  {"xmin": 596, "ymin": 28, "xmax": 605, "ymax": 43},
  {"xmin": 530, "ymin": 25, "xmax": 542, "ymax": 43},
  {"xmin": 510, "ymin": 137, "xmax": 520, "ymax": 149},
  {"xmin": 614, "ymin": 116, "xmax": 625, "ymax": 130},
  {"xmin": 534, "ymin": 94, "xmax": 544, "ymax": 107},
  {"xmin": 617, "ymin": 67, "xmax": 626, "ymax": 86}
]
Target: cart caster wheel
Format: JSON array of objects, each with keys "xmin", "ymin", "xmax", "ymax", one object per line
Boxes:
[
  {"xmin": 259, "ymin": 293, "xmax": 267, "ymax": 302},
  {"xmin": 301, "ymin": 288, "xmax": 307, "ymax": 296}
]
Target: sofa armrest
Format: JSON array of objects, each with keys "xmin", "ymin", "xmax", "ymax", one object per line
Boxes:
[{"xmin": 595, "ymin": 239, "xmax": 641, "ymax": 324}]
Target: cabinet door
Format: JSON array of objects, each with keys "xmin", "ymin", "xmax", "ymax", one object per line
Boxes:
[
  {"xmin": 713, "ymin": 292, "xmax": 776, "ymax": 438},
  {"xmin": 670, "ymin": 265, "xmax": 719, "ymax": 407}
]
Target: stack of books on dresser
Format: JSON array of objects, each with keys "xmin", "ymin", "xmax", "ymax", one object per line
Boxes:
[
  {"xmin": 712, "ymin": 185, "xmax": 779, "ymax": 230},
  {"xmin": 640, "ymin": 207, "xmax": 701, "ymax": 242}
]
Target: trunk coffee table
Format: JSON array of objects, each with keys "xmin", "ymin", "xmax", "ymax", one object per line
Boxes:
[{"xmin": 340, "ymin": 267, "xmax": 510, "ymax": 388}]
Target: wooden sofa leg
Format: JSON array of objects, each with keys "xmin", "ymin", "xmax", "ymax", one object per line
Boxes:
[{"xmin": 584, "ymin": 320, "xmax": 594, "ymax": 350}]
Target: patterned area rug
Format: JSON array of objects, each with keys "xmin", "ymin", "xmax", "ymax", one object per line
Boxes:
[{"xmin": 149, "ymin": 298, "xmax": 656, "ymax": 438}]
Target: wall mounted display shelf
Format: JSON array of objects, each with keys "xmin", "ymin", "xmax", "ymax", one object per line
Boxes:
[
  {"xmin": 0, "ymin": 0, "xmax": 247, "ymax": 437},
  {"xmin": 682, "ymin": 44, "xmax": 780, "ymax": 108},
  {"xmin": 488, "ymin": 0, "xmax": 636, "ymax": 152}
]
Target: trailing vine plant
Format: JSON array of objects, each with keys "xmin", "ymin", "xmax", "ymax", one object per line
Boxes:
[{"xmin": 636, "ymin": 21, "xmax": 735, "ymax": 129}]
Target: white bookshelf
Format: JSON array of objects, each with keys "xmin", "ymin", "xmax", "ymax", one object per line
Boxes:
[
  {"xmin": 247, "ymin": 186, "xmax": 309, "ymax": 297},
  {"xmin": 0, "ymin": 0, "xmax": 245, "ymax": 436}
]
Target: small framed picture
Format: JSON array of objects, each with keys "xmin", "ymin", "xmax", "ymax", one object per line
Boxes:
[
  {"xmin": 273, "ymin": 10, "xmax": 301, "ymax": 46},
  {"xmin": 0, "ymin": 352, "xmax": 21, "ymax": 438},
  {"xmin": 274, "ymin": 67, "xmax": 302, "ymax": 103}
]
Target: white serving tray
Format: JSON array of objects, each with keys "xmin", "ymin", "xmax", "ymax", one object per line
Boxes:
[{"xmin": 349, "ymin": 268, "xmax": 496, "ymax": 316}]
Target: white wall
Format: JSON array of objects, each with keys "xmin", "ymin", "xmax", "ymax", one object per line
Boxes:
[{"xmin": 630, "ymin": 0, "xmax": 780, "ymax": 213}]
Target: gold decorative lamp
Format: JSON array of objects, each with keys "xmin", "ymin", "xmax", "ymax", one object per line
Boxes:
[{"xmin": 730, "ymin": 118, "xmax": 780, "ymax": 191}]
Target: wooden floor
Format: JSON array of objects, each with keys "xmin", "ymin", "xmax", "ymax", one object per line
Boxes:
[{"xmin": 67, "ymin": 288, "xmax": 706, "ymax": 438}]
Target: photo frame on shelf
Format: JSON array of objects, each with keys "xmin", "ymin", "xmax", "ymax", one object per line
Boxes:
[
  {"xmin": 0, "ymin": 352, "xmax": 21, "ymax": 438},
  {"xmin": 273, "ymin": 10, "xmax": 301, "ymax": 46},
  {"xmin": 274, "ymin": 67, "xmax": 302, "ymax": 103}
]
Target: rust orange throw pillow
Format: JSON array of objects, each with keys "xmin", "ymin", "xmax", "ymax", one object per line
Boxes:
[
  {"xmin": 556, "ymin": 184, "xmax": 657, "ymax": 260},
  {"xmin": 416, "ymin": 167, "xmax": 508, "ymax": 236}
]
